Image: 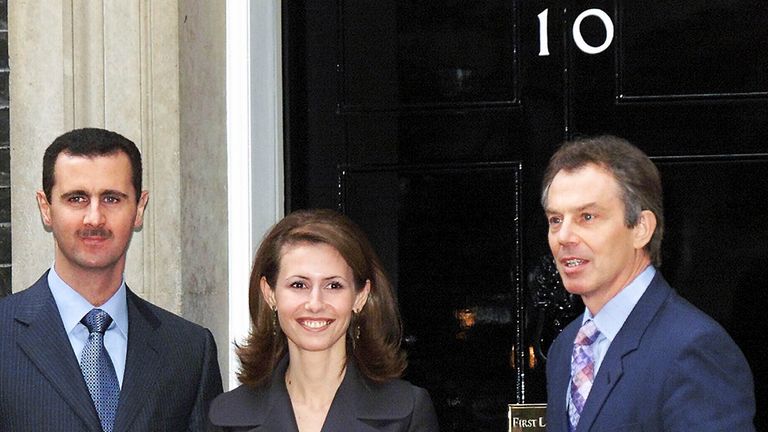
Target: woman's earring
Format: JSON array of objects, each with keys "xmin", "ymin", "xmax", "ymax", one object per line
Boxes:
[
  {"xmin": 353, "ymin": 309, "xmax": 361, "ymax": 341},
  {"xmin": 271, "ymin": 305, "xmax": 278, "ymax": 336}
]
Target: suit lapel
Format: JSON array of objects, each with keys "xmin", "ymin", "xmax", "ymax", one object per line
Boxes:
[
  {"xmin": 576, "ymin": 273, "xmax": 672, "ymax": 432},
  {"xmin": 15, "ymin": 277, "xmax": 103, "ymax": 431},
  {"xmin": 342, "ymin": 361, "xmax": 419, "ymax": 431},
  {"xmin": 212, "ymin": 356, "xmax": 298, "ymax": 430},
  {"xmin": 113, "ymin": 290, "xmax": 162, "ymax": 432},
  {"xmin": 322, "ymin": 367, "xmax": 364, "ymax": 432},
  {"xmin": 549, "ymin": 321, "xmax": 580, "ymax": 432}
]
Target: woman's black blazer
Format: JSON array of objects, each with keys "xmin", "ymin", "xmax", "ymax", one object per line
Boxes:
[{"xmin": 209, "ymin": 356, "xmax": 439, "ymax": 431}]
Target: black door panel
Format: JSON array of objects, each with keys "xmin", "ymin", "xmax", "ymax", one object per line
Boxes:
[{"xmin": 284, "ymin": 1, "xmax": 768, "ymax": 429}]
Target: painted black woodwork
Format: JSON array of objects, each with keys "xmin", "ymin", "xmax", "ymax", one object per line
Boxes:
[
  {"xmin": 284, "ymin": 1, "xmax": 768, "ymax": 430},
  {"xmin": 340, "ymin": 163, "xmax": 522, "ymax": 430},
  {"xmin": 0, "ymin": 0, "xmax": 9, "ymax": 299}
]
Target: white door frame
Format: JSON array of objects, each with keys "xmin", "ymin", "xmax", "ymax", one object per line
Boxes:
[{"xmin": 226, "ymin": 0, "xmax": 284, "ymax": 389}]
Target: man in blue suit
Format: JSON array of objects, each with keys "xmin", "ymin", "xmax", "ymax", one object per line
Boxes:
[
  {"xmin": 0, "ymin": 128, "xmax": 222, "ymax": 431},
  {"xmin": 542, "ymin": 135, "xmax": 755, "ymax": 431}
]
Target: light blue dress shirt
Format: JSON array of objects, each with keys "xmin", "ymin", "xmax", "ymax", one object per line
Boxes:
[
  {"xmin": 48, "ymin": 266, "xmax": 129, "ymax": 388},
  {"xmin": 566, "ymin": 265, "xmax": 656, "ymax": 404}
]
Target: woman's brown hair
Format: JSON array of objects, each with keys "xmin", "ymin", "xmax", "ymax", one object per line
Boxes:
[{"xmin": 236, "ymin": 209, "xmax": 407, "ymax": 387}]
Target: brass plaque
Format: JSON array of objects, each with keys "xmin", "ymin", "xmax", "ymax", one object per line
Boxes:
[{"xmin": 508, "ymin": 404, "xmax": 547, "ymax": 432}]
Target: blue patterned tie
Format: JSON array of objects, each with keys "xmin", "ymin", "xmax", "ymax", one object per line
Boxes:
[
  {"xmin": 80, "ymin": 309, "xmax": 120, "ymax": 432},
  {"xmin": 568, "ymin": 319, "xmax": 600, "ymax": 432}
]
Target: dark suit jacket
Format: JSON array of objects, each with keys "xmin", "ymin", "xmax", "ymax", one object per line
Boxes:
[
  {"xmin": 546, "ymin": 272, "xmax": 756, "ymax": 431},
  {"xmin": 0, "ymin": 272, "xmax": 223, "ymax": 432},
  {"xmin": 209, "ymin": 356, "xmax": 439, "ymax": 431}
]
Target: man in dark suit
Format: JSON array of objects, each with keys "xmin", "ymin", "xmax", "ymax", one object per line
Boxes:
[
  {"xmin": 0, "ymin": 128, "xmax": 222, "ymax": 431},
  {"xmin": 542, "ymin": 135, "xmax": 755, "ymax": 431}
]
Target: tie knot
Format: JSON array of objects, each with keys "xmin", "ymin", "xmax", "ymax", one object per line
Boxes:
[
  {"xmin": 575, "ymin": 319, "xmax": 600, "ymax": 346},
  {"xmin": 81, "ymin": 309, "xmax": 113, "ymax": 334}
]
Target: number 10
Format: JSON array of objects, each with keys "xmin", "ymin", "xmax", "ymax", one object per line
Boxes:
[{"xmin": 538, "ymin": 8, "xmax": 615, "ymax": 56}]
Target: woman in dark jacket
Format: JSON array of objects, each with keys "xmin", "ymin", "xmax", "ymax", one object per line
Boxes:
[{"xmin": 209, "ymin": 209, "xmax": 439, "ymax": 432}]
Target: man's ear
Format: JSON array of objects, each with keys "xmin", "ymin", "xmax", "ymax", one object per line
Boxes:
[
  {"xmin": 36, "ymin": 190, "xmax": 53, "ymax": 228},
  {"xmin": 133, "ymin": 190, "xmax": 149, "ymax": 230},
  {"xmin": 633, "ymin": 210, "xmax": 657, "ymax": 250}
]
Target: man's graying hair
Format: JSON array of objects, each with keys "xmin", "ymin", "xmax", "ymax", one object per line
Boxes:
[{"xmin": 541, "ymin": 135, "xmax": 664, "ymax": 266}]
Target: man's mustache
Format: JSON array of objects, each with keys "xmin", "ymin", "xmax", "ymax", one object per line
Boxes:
[{"xmin": 78, "ymin": 228, "xmax": 112, "ymax": 238}]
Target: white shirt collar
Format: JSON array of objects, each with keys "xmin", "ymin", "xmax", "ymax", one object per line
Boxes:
[
  {"xmin": 48, "ymin": 265, "xmax": 129, "ymax": 340},
  {"xmin": 584, "ymin": 265, "xmax": 656, "ymax": 342}
]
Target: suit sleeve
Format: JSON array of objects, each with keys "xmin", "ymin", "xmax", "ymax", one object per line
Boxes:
[
  {"xmin": 408, "ymin": 386, "xmax": 440, "ymax": 432},
  {"xmin": 188, "ymin": 328, "xmax": 224, "ymax": 432},
  {"xmin": 661, "ymin": 326, "xmax": 756, "ymax": 432}
]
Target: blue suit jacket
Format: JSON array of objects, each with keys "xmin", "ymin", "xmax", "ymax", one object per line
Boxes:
[
  {"xmin": 209, "ymin": 356, "xmax": 439, "ymax": 431},
  {"xmin": 0, "ymin": 272, "xmax": 223, "ymax": 432},
  {"xmin": 546, "ymin": 272, "xmax": 755, "ymax": 431}
]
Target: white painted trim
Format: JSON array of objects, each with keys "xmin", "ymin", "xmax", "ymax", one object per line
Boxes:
[
  {"xmin": 226, "ymin": 0, "xmax": 284, "ymax": 390},
  {"xmin": 226, "ymin": 0, "xmax": 253, "ymax": 390}
]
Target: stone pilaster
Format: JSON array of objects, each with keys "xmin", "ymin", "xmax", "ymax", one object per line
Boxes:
[{"xmin": 9, "ymin": 0, "xmax": 228, "ymax": 378}]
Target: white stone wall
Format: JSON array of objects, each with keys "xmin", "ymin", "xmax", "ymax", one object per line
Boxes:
[{"xmin": 9, "ymin": 0, "xmax": 229, "ymax": 378}]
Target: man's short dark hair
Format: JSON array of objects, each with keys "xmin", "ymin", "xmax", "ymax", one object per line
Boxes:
[
  {"xmin": 541, "ymin": 135, "xmax": 664, "ymax": 266},
  {"xmin": 43, "ymin": 128, "xmax": 143, "ymax": 202}
]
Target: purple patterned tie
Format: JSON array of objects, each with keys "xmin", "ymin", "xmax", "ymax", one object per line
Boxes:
[
  {"xmin": 568, "ymin": 319, "xmax": 601, "ymax": 432},
  {"xmin": 80, "ymin": 309, "xmax": 120, "ymax": 432}
]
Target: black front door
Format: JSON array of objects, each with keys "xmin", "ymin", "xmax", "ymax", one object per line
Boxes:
[{"xmin": 283, "ymin": 1, "xmax": 768, "ymax": 430}]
